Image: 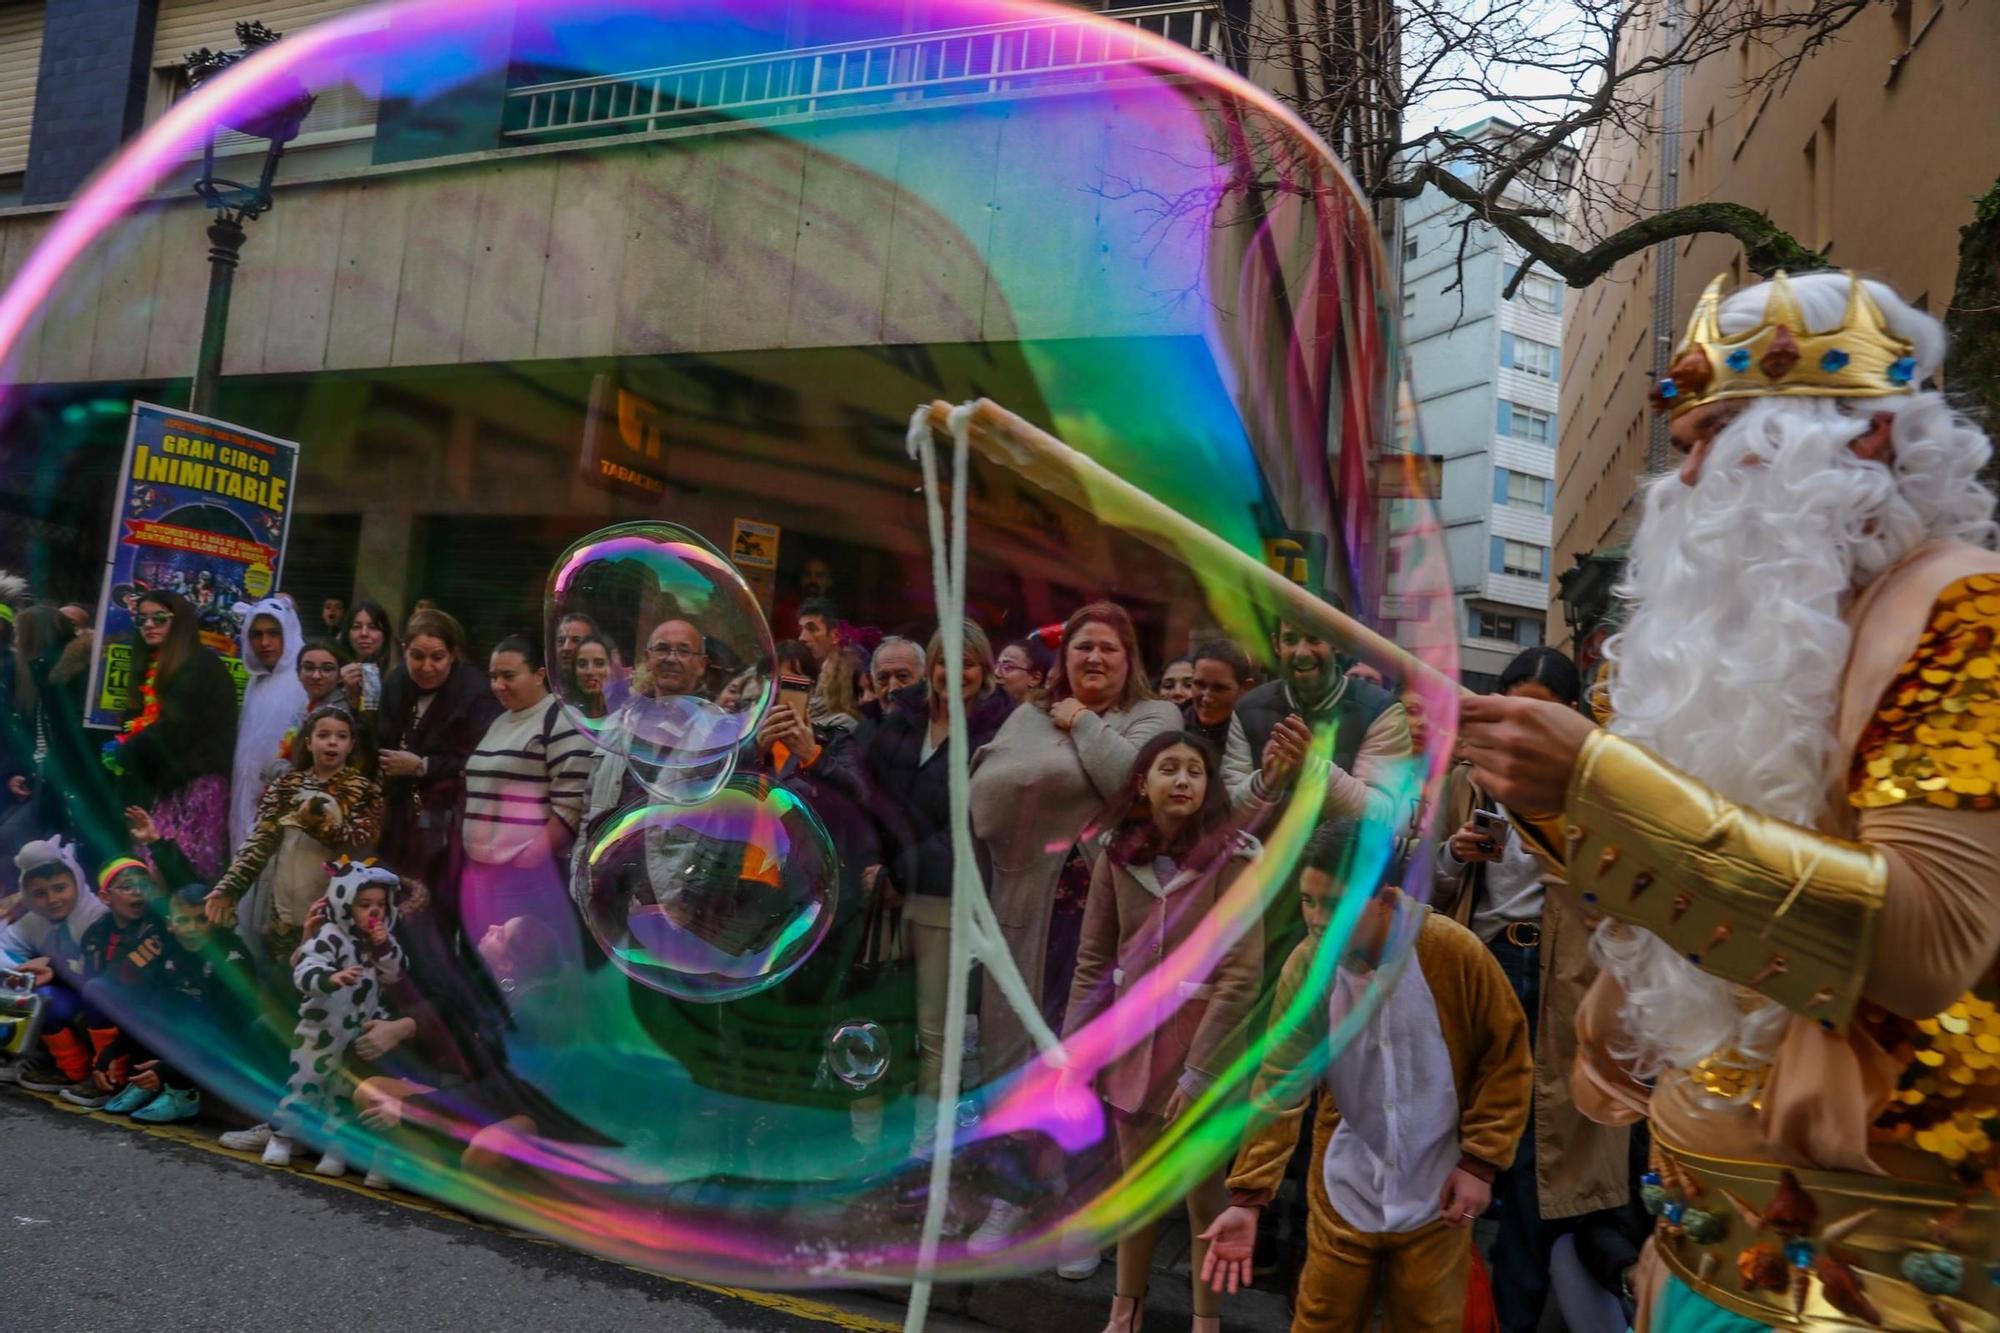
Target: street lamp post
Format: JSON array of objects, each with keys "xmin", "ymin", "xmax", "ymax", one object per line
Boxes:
[{"xmin": 183, "ymin": 21, "xmax": 314, "ymax": 418}]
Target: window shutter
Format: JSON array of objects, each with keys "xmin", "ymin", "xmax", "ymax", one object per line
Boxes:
[
  {"xmin": 154, "ymin": 1, "xmax": 367, "ymax": 68},
  {"xmin": 0, "ymin": 3, "xmax": 44, "ymax": 174}
]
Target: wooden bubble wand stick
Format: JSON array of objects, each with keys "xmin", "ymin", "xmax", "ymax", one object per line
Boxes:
[{"xmin": 922, "ymin": 398, "xmax": 1466, "ymax": 701}]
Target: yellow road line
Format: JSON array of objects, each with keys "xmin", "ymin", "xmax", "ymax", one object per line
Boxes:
[{"xmin": 10, "ymin": 1087, "xmax": 903, "ymax": 1332}]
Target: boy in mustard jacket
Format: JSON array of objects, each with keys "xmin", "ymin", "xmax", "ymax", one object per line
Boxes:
[{"xmin": 1202, "ymin": 819, "xmax": 1531, "ymax": 1331}]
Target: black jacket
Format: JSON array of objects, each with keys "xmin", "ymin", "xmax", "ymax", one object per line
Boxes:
[
  {"xmin": 860, "ymin": 683, "xmax": 1015, "ymax": 898},
  {"xmin": 375, "ymin": 659, "xmax": 503, "ymax": 890},
  {"xmin": 118, "ymin": 646, "xmax": 238, "ymax": 808},
  {"xmin": 376, "ymin": 660, "xmax": 502, "ymax": 818}
]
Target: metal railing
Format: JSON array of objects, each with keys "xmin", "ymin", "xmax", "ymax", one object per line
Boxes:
[{"xmin": 504, "ymin": 2, "xmax": 1226, "ymax": 141}]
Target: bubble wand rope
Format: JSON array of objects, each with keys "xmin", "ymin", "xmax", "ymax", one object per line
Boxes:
[
  {"xmin": 901, "ymin": 404, "xmax": 1074, "ymax": 1333},
  {"xmin": 921, "ymin": 398, "xmax": 1467, "ymax": 701}
]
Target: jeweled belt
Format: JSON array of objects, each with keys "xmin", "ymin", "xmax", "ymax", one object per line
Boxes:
[{"xmin": 1648, "ymin": 1134, "xmax": 1996, "ymax": 1331}]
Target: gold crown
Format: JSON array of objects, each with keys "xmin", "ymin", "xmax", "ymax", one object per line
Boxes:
[{"xmin": 1649, "ymin": 270, "xmax": 1920, "ymax": 419}]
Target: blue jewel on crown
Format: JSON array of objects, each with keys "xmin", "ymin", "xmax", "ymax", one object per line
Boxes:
[
  {"xmin": 1726, "ymin": 347, "xmax": 1753, "ymax": 372},
  {"xmin": 1784, "ymin": 1238, "xmax": 1817, "ymax": 1270},
  {"xmin": 1889, "ymin": 356, "xmax": 1917, "ymax": 386},
  {"xmin": 1657, "ymin": 379, "xmax": 1678, "ymax": 399},
  {"xmin": 1819, "ymin": 348, "xmax": 1850, "ymax": 372}
]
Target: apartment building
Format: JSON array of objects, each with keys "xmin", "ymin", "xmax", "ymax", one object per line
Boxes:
[
  {"xmin": 1401, "ymin": 118, "xmax": 1568, "ymax": 690},
  {"xmin": 1554, "ymin": 0, "xmax": 2000, "ymax": 653}
]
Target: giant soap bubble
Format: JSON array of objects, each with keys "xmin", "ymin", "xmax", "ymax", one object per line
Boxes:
[
  {"xmin": 580, "ymin": 779, "xmax": 837, "ymax": 1001},
  {"xmin": 548, "ymin": 522, "xmax": 775, "ymax": 804},
  {"xmin": 0, "ymin": 0, "xmax": 1461, "ymax": 1300}
]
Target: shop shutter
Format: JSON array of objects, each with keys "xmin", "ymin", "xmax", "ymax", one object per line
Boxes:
[{"xmin": 0, "ymin": 3, "xmax": 44, "ymax": 174}]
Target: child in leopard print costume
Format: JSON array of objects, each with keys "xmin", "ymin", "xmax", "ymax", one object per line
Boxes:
[
  {"xmin": 209, "ymin": 704, "xmax": 382, "ymax": 978},
  {"xmin": 263, "ymin": 859, "xmax": 403, "ymax": 1176}
]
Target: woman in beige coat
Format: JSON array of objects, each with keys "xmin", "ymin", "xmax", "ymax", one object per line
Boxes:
[
  {"xmin": 1064, "ymin": 730, "xmax": 1261, "ymax": 1333},
  {"xmin": 965, "ymin": 601, "xmax": 1180, "ymax": 1256}
]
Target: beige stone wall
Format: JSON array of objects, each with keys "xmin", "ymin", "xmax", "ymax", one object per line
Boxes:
[{"xmin": 1553, "ymin": 2, "xmax": 2000, "ymax": 647}]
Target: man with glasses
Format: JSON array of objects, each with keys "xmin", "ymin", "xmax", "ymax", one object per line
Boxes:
[{"xmin": 642, "ymin": 619, "xmax": 709, "ymax": 699}]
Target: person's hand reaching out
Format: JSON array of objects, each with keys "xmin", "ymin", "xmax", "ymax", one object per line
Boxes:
[
  {"xmin": 1198, "ymin": 1205, "xmax": 1260, "ymax": 1294},
  {"xmin": 125, "ymin": 806, "xmax": 159, "ymax": 845}
]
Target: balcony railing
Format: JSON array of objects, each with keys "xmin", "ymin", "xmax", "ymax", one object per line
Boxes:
[{"xmin": 504, "ymin": 2, "xmax": 1227, "ymax": 141}]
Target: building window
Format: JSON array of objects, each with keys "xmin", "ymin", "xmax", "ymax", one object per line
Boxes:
[
  {"xmin": 1496, "ymin": 401, "xmax": 1553, "ymax": 445},
  {"xmin": 1467, "ymin": 609, "xmax": 1546, "ymax": 647},
  {"xmin": 1806, "ymin": 105, "xmax": 1836, "ymax": 254},
  {"xmin": 1492, "ymin": 467, "xmax": 1553, "ymax": 513},
  {"xmin": 153, "ymin": 57, "xmax": 381, "ymax": 152},
  {"xmin": 1490, "ymin": 538, "xmax": 1547, "ymax": 580},
  {"xmin": 1500, "ymin": 333, "xmax": 1560, "ymax": 380},
  {"xmin": 1511, "ymin": 273, "xmax": 1562, "ymax": 315},
  {"xmin": 1403, "ymin": 235, "xmax": 1419, "ymax": 262},
  {"xmin": 1401, "ymin": 291, "xmax": 1416, "ymax": 322}
]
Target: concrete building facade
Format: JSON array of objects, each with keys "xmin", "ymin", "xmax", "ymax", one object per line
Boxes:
[
  {"xmin": 1554, "ymin": 1, "xmax": 2000, "ymax": 653},
  {"xmin": 0, "ymin": 0, "xmax": 1430, "ymax": 672},
  {"xmin": 1402, "ymin": 119, "xmax": 1566, "ymax": 691}
]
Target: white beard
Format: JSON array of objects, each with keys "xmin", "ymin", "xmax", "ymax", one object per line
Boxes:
[{"xmin": 1588, "ymin": 397, "xmax": 1958, "ymax": 1083}]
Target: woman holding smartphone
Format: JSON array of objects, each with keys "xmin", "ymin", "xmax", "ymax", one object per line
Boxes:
[{"xmin": 1433, "ymin": 646, "xmax": 1628, "ymax": 1333}]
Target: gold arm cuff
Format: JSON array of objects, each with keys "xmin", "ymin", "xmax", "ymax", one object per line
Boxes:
[
  {"xmin": 1564, "ymin": 730, "xmax": 1886, "ymax": 1030},
  {"xmin": 1509, "ymin": 808, "xmax": 1570, "ymax": 877}
]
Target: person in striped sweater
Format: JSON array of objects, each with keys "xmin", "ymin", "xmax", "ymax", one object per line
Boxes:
[{"xmin": 459, "ymin": 635, "xmax": 597, "ymax": 970}]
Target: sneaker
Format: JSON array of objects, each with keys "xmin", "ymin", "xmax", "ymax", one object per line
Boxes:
[
  {"xmin": 314, "ymin": 1150, "xmax": 348, "ymax": 1178},
  {"xmin": 16, "ymin": 1056, "xmax": 83, "ymax": 1094},
  {"xmin": 261, "ymin": 1134, "xmax": 295, "ymax": 1167},
  {"xmin": 60, "ymin": 1082, "xmax": 116, "ymax": 1109},
  {"xmin": 130, "ymin": 1086, "xmax": 200, "ymax": 1124},
  {"xmin": 1056, "ymin": 1250, "xmax": 1103, "ymax": 1281},
  {"xmin": 101, "ymin": 1082, "xmax": 161, "ymax": 1115},
  {"xmin": 362, "ymin": 1167, "xmax": 391, "ymax": 1190},
  {"xmin": 966, "ymin": 1199, "xmax": 1028, "ymax": 1256},
  {"xmin": 219, "ymin": 1123, "xmax": 273, "ymax": 1152}
]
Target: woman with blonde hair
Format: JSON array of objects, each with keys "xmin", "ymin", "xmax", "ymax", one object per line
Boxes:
[{"xmin": 860, "ymin": 621, "xmax": 1015, "ymax": 1127}]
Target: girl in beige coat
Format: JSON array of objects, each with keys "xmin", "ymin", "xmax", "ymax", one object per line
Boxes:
[{"xmin": 1064, "ymin": 731, "xmax": 1262, "ymax": 1333}]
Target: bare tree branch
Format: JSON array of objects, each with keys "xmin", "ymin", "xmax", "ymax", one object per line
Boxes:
[{"xmin": 1246, "ymin": 0, "xmax": 1890, "ymax": 291}]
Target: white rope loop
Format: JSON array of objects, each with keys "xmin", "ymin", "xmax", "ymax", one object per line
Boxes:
[{"xmin": 901, "ymin": 404, "xmax": 1070, "ymax": 1331}]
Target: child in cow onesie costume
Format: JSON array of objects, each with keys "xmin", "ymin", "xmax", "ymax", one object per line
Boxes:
[{"xmin": 264, "ymin": 858, "xmax": 403, "ymax": 1176}]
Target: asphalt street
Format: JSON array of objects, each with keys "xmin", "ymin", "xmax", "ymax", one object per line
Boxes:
[{"xmin": 0, "ymin": 1089, "xmax": 947, "ymax": 1333}]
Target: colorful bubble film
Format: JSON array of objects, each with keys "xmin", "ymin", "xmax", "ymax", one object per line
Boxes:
[
  {"xmin": 0, "ymin": 0, "xmax": 1459, "ymax": 1300},
  {"xmin": 581, "ymin": 778, "xmax": 837, "ymax": 1001},
  {"xmin": 548, "ymin": 523, "xmax": 775, "ymax": 804}
]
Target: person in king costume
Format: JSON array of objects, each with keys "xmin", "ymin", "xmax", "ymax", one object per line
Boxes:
[{"xmin": 1458, "ymin": 269, "xmax": 2000, "ymax": 1331}]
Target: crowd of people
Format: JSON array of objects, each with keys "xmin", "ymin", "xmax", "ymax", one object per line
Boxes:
[{"xmin": 0, "ymin": 556, "xmax": 1654, "ymax": 1333}]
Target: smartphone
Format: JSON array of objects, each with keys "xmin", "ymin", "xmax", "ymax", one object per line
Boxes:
[
  {"xmin": 1471, "ymin": 808, "xmax": 1513, "ymax": 851},
  {"xmin": 776, "ymin": 672, "xmax": 814, "ymax": 728}
]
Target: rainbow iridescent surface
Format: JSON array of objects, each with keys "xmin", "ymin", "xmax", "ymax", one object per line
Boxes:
[{"xmin": 0, "ymin": 0, "xmax": 1458, "ymax": 1292}]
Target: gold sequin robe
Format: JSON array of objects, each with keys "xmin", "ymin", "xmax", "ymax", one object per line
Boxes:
[{"xmin": 1568, "ymin": 540, "xmax": 2000, "ymax": 1331}]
